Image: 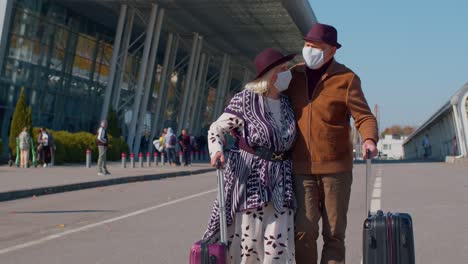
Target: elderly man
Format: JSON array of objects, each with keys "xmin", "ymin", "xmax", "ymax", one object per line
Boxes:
[
  {"xmin": 285, "ymin": 23, "xmax": 379, "ymax": 264},
  {"xmin": 96, "ymin": 120, "xmax": 110, "ymax": 176}
]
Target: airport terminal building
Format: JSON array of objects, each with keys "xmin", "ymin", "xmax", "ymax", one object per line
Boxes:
[{"xmin": 0, "ymin": 0, "xmax": 317, "ymax": 155}]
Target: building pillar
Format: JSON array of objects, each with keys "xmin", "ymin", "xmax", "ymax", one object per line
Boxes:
[
  {"xmin": 189, "ymin": 53, "xmax": 209, "ymax": 133},
  {"xmin": 113, "ymin": 7, "xmax": 135, "ymax": 110},
  {"xmin": 177, "ymin": 33, "xmax": 200, "ymax": 132},
  {"xmin": 213, "ymin": 54, "xmax": 228, "ymax": 121},
  {"xmin": 101, "ymin": 4, "xmax": 127, "ymax": 121},
  {"xmin": 0, "ymin": 0, "xmax": 14, "ymax": 157},
  {"xmin": 150, "ymin": 32, "xmax": 173, "ymax": 147},
  {"xmin": 214, "ymin": 54, "xmax": 231, "ymax": 118},
  {"xmin": 158, "ymin": 35, "xmax": 180, "ymax": 131},
  {"xmin": 134, "ymin": 8, "xmax": 165, "ymax": 155},
  {"xmin": 127, "ymin": 4, "xmax": 158, "ymax": 152}
]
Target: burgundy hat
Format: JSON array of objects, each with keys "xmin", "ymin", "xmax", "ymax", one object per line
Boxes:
[
  {"xmin": 254, "ymin": 48, "xmax": 296, "ymax": 79},
  {"xmin": 303, "ymin": 23, "xmax": 342, "ymax": 49}
]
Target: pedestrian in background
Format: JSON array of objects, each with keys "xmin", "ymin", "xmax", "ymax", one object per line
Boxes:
[
  {"xmin": 179, "ymin": 129, "xmax": 192, "ymax": 166},
  {"xmin": 96, "ymin": 120, "xmax": 110, "ymax": 176},
  {"xmin": 18, "ymin": 127, "xmax": 30, "ymax": 168},
  {"xmin": 422, "ymin": 134, "xmax": 431, "ymax": 159},
  {"xmin": 163, "ymin": 127, "xmax": 177, "ymax": 166},
  {"xmin": 38, "ymin": 128, "xmax": 51, "ymax": 167}
]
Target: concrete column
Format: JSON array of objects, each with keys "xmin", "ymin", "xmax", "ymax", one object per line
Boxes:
[
  {"xmin": 194, "ymin": 58, "xmax": 213, "ymax": 134},
  {"xmin": 213, "ymin": 54, "xmax": 228, "ymax": 120},
  {"xmin": 101, "ymin": 4, "xmax": 127, "ymax": 120},
  {"xmin": 134, "ymin": 8, "xmax": 165, "ymax": 155},
  {"xmin": 215, "ymin": 55, "xmax": 231, "ymax": 118},
  {"xmin": 189, "ymin": 53, "xmax": 208, "ymax": 131},
  {"xmin": 177, "ymin": 33, "xmax": 200, "ymax": 132},
  {"xmin": 127, "ymin": 4, "xmax": 158, "ymax": 152},
  {"xmin": 150, "ymin": 33, "xmax": 174, "ymax": 145},
  {"xmin": 183, "ymin": 37, "xmax": 204, "ymax": 132},
  {"xmin": 159, "ymin": 36, "xmax": 180, "ymax": 129},
  {"xmin": 113, "ymin": 7, "xmax": 135, "ymax": 110},
  {"xmin": 0, "ymin": 0, "xmax": 14, "ymax": 157},
  {"xmin": 0, "ymin": 0, "xmax": 13, "ymax": 74}
]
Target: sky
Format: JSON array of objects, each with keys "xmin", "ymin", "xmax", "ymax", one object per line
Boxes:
[{"xmin": 308, "ymin": 0, "xmax": 468, "ymax": 130}]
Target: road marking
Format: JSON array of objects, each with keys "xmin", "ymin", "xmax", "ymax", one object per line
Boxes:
[
  {"xmin": 0, "ymin": 189, "xmax": 217, "ymax": 256},
  {"xmin": 364, "ymin": 167, "xmax": 384, "ymax": 263},
  {"xmin": 372, "ymin": 188, "xmax": 381, "ymax": 198}
]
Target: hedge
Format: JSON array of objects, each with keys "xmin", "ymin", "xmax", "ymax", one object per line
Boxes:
[{"xmin": 32, "ymin": 128, "xmax": 129, "ymax": 164}]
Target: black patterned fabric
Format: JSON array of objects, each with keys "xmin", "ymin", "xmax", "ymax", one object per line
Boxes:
[{"xmin": 203, "ymin": 89, "xmax": 298, "ymax": 248}]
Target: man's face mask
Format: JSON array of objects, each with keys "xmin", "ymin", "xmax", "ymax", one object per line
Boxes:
[{"xmin": 302, "ymin": 46, "xmax": 327, "ymax": 69}]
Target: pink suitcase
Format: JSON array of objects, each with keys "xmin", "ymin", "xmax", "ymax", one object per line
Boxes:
[{"xmin": 190, "ymin": 162, "xmax": 228, "ymax": 264}]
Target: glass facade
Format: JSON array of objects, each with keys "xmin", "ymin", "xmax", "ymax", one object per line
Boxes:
[
  {"xmin": 0, "ymin": 0, "xmax": 230, "ymax": 156},
  {"xmin": 0, "ymin": 0, "xmax": 144, "ymax": 142}
]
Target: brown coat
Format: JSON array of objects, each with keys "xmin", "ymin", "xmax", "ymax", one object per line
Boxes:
[{"xmin": 285, "ymin": 60, "xmax": 378, "ymax": 174}]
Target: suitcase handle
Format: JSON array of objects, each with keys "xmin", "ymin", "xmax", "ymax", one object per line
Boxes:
[
  {"xmin": 216, "ymin": 160, "xmax": 228, "ymax": 245},
  {"xmin": 365, "ymin": 149, "xmax": 371, "ymax": 218}
]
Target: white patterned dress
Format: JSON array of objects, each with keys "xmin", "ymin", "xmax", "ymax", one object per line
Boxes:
[{"xmin": 203, "ymin": 89, "xmax": 297, "ymax": 263}]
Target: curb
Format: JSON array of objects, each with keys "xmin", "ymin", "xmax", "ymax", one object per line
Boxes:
[{"xmin": 0, "ymin": 168, "xmax": 215, "ymax": 202}]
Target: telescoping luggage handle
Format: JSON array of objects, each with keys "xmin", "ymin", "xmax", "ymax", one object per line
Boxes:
[
  {"xmin": 365, "ymin": 149, "xmax": 371, "ymax": 218},
  {"xmin": 216, "ymin": 160, "xmax": 228, "ymax": 245}
]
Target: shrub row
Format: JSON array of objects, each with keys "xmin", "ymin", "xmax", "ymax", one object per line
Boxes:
[{"xmin": 32, "ymin": 128, "xmax": 129, "ymax": 164}]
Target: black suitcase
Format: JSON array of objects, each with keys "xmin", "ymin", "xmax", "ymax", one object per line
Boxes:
[{"xmin": 362, "ymin": 151, "xmax": 415, "ymax": 264}]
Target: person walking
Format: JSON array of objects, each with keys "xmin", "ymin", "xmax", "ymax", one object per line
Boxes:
[
  {"xmin": 39, "ymin": 128, "xmax": 52, "ymax": 167},
  {"xmin": 179, "ymin": 129, "xmax": 192, "ymax": 166},
  {"xmin": 96, "ymin": 120, "xmax": 110, "ymax": 175},
  {"xmin": 284, "ymin": 23, "xmax": 379, "ymax": 264},
  {"xmin": 18, "ymin": 127, "xmax": 30, "ymax": 168},
  {"xmin": 422, "ymin": 134, "xmax": 431, "ymax": 159},
  {"xmin": 163, "ymin": 127, "xmax": 177, "ymax": 166},
  {"xmin": 202, "ymin": 48, "xmax": 298, "ymax": 263}
]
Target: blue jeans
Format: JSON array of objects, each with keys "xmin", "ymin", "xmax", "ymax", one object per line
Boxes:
[{"xmin": 166, "ymin": 148, "xmax": 176, "ymax": 164}]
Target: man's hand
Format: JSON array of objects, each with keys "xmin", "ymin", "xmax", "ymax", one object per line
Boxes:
[
  {"xmin": 362, "ymin": 139, "xmax": 378, "ymax": 160},
  {"xmin": 210, "ymin": 151, "xmax": 226, "ymax": 168}
]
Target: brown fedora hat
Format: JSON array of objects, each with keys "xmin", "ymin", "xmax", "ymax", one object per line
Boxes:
[
  {"xmin": 303, "ymin": 23, "xmax": 342, "ymax": 49},
  {"xmin": 254, "ymin": 48, "xmax": 296, "ymax": 80}
]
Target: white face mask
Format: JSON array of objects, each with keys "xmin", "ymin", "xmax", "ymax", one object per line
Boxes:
[
  {"xmin": 302, "ymin": 47, "xmax": 326, "ymax": 69},
  {"xmin": 274, "ymin": 70, "xmax": 292, "ymax": 92}
]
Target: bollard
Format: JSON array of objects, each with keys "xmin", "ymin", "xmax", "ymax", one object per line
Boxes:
[
  {"xmin": 121, "ymin": 152, "xmax": 127, "ymax": 168},
  {"xmin": 179, "ymin": 151, "xmax": 184, "ymax": 165},
  {"xmin": 146, "ymin": 152, "xmax": 151, "ymax": 167},
  {"xmin": 138, "ymin": 152, "xmax": 144, "ymax": 167},
  {"xmin": 130, "ymin": 153, "xmax": 135, "ymax": 168},
  {"xmin": 196, "ymin": 150, "xmax": 200, "ymax": 161},
  {"xmin": 191, "ymin": 151, "xmax": 194, "ymax": 163},
  {"xmin": 153, "ymin": 152, "xmax": 159, "ymax": 167},
  {"xmin": 85, "ymin": 149, "xmax": 91, "ymax": 168},
  {"xmin": 161, "ymin": 152, "xmax": 166, "ymax": 166}
]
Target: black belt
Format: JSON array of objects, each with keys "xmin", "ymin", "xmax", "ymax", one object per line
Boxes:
[{"xmin": 238, "ymin": 139, "xmax": 289, "ymax": 162}]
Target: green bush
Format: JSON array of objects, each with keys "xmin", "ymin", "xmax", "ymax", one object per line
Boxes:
[
  {"xmin": 9, "ymin": 87, "xmax": 32, "ymax": 157},
  {"xmin": 32, "ymin": 128, "xmax": 128, "ymax": 164}
]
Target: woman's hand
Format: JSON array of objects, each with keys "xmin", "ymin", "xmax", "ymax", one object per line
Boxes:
[{"xmin": 210, "ymin": 151, "xmax": 225, "ymax": 168}]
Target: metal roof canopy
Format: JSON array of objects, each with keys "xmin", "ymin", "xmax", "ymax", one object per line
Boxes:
[{"xmin": 58, "ymin": 0, "xmax": 316, "ymax": 80}]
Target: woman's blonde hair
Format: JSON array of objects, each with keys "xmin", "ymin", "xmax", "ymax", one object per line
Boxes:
[{"xmin": 244, "ymin": 64, "xmax": 286, "ymax": 95}]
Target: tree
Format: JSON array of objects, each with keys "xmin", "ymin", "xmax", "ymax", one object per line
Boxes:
[
  {"xmin": 9, "ymin": 87, "xmax": 32, "ymax": 156},
  {"xmin": 381, "ymin": 125, "xmax": 415, "ymax": 138},
  {"xmin": 107, "ymin": 108, "xmax": 121, "ymax": 138}
]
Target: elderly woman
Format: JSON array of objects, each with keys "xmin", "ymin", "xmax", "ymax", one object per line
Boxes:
[
  {"xmin": 202, "ymin": 48, "xmax": 298, "ymax": 263},
  {"xmin": 18, "ymin": 127, "xmax": 30, "ymax": 168}
]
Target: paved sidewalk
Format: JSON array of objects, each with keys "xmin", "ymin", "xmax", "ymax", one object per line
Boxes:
[{"xmin": 0, "ymin": 162, "xmax": 214, "ymax": 202}]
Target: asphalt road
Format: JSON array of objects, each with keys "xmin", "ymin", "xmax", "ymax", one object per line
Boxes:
[{"xmin": 0, "ymin": 162, "xmax": 466, "ymax": 263}]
